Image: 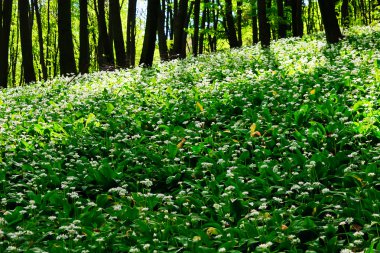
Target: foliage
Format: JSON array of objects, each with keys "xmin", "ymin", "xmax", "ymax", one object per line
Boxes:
[{"xmin": 0, "ymin": 25, "xmax": 380, "ymax": 252}]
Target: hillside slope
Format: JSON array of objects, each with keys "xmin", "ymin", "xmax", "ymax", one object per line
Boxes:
[{"xmin": 0, "ymin": 26, "xmax": 380, "ymax": 252}]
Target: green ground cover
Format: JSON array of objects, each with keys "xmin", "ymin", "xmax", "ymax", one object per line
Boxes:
[{"xmin": 0, "ymin": 26, "xmax": 379, "ymax": 252}]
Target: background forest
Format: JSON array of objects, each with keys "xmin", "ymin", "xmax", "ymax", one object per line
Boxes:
[{"xmin": 0, "ymin": 0, "xmax": 379, "ymax": 88}]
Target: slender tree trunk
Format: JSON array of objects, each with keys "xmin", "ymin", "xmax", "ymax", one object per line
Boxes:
[
  {"xmin": 237, "ymin": 0, "xmax": 243, "ymax": 46},
  {"xmin": 110, "ymin": 0, "xmax": 126, "ymax": 68},
  {"xmin": 140, "ymin": 0, "xmax": 160, "ymax": 67},
  {"xmin": 291, "ymin": 0, "xmax": 303, "ymax": 37},
  {"xmin": 33, "ymin": 0, "xmax": 48, "ymax": 80},
  {"xmin": 46, "ymin": 0, "xmax": 51, "ymax": 77},
  {"xmin": 258, "ymin": 0, "xmax": 270, "ymax": 47},
  {"xmin": 182, "ymin": 2, "xmax": 194, "ymax": 56},
  {"xmin": 126, "ymin": 0, "xmax": 137, "ymax": 67},
  {"xmin": 158, "ymin": 0, "xmax": 169, "ymax": 61},
  {"xmin": 97, "ymin": 0, "xmax": 114, "ymax": 69},
  {"xmin": 199, "ymin": 0, "xmax": 208, "ymax": 54},
  {"xmin": 171, "ymin": 0, "xmax": 188, "ymax": 59},
  {"xmin": 19, "ymin": 0, "xmax": 36, "ymax": 83},
  {"xmin": 277, "ymin": 0, "xmax": 286, "ymax": 38},
  {"xmin": 79, "ymin": 0, "xmax": 90, "ymax": 73},
  {"xmin": 318, "ymin": 0, "xmax": 344, "ymax": 43},
  {"xmin": 225, "ymin": 0, "xmax": 239, "ymax": 48},
  {"xmin": 0, "ymin": 0, "xmax": 13, "ymax": 87},
  {"xmin": 251, "ymin": 0, "xmax": 258, "ymax": 44},
  {"xmin": 193, "ymin": 0, "xmax": 200, "ymax": 56},
  {"xmin": 341, "ymin": 0, "xmax": 349, "ymax": 27},
  {"xmin": 58, "ymin": 0, "xmax": 77, "ymax": 75}
]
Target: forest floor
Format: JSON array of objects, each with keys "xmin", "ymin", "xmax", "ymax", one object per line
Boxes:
[{"xmin": 0, "ymin": 25, "xmax": 380, "ymax": 252}]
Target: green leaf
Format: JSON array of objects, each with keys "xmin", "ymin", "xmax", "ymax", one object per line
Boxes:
[
  {"xmin": 106, "ymin": 103, "xmax": 115, "ymax": 114},
  {"xmin": 85, "ymin": 113, "xmax": 96, "ymax": 127}
]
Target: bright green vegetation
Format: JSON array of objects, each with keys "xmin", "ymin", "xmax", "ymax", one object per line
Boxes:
[{"xmin": 0, "ymin": 26, "xmax": 380, "ymax": 253}]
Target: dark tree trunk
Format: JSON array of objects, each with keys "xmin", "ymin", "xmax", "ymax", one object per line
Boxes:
[
  {"xmin": 126, "ymin": 0, "xmax": 137, "ymax": 67},
  {"xmin": 19, "ymin": 0, "xmax": 36, "ymax": 83},
  {"xmin": 192, "ymin": 0, "xmax": 200, "ymax": 56},
  {"xmin": 341, "ymin": 0, "xmax": 349, "ymax": 27},
  {"xmin": 171, "ymin": 0, "xmax": 188, "ymax": 59},
  {"xmin": 33, "ymin": 0, "xmax": 48, "ymax": 80},
  {"xmin": 182, "ymin": 2, "xmax": 194, "ymax": 57},
  {"xmin": 225, "ymin": 0, "xmax": 239, "ymax": 48},
  {"xmin": 158, "ymin": 0, "xmax": 169, "ymax": 61},
  {"xmin": 79, "ymin": 0, "xmax": 90, "ymax": 73},
  {"xmin": 109, "ymin": 0, "xmax": 126, "ymax": 68},
  {"xmin": 251, "ymin": 0, "xmax": 258, "ymax": 44},
  {"xmin": 237, "ymin": 0, "xmax": 242, "ymax": 46},
  {"xmin": 140, "ymin": 0, "xmax": 160, "ymax": 67},
  {"xmin": 318, "ymin": 0, "xmax": 344, "ymax": 43},
  {"xmin": 0, "ymin": 0, "xmax": 13, "ymax": 87},
  {"xmin": 97, "ymin": 0, "xmax": 114, "ymax": 69},
  {"xmin": 199, "ymin": 0, "xmax": 208, "ymax": 54},
  {"xmin": 58, "ymin": 0, "xmax": 77, "ymax": 75},
  {"xmin": 291, "ymin": 0, "xmax": 303, "ymax": 37},
  {"xmin": 258, "ymin": 0, "xmax": 270, "ymax": 47},
  {"xmin": 277, "ymin": 0, "xmax": 287, "ymax": 38}
]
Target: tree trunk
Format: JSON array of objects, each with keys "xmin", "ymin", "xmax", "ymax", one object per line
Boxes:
[
  {"xmin": 199, "ymin": 0, "xmax": 208, "ymax": 54},
  {"xmin": 192, "ymin": 0, "xmax": 200, "ymax": 56},
  {"xmin": 79, "ymin": 0, "xmax": 90, "ymax": 73},
  {"xmin": 318, "ymin": 0, "xmax": 344, "ymax": 43},
  {"xmin": 0, "ymin": 0, "xmax": 13, "ymax": 87},
  {"xmin": 258, "ymin": 0, "xmax": 270, "ymax": 47},
  {"xmin": 225, "ymin": 0, "xmax": 239, "ymax": 48},
  {"xmin": 277, "ymin": 0, "xmax": 286, "ymax": 38},
  {"xmin": 237, "ymin": 0, "xmax": 243, "ymax": 46},
  {"xmin": 19, "ymin": 0, "xmax": 36, "ymax": 83},
  {"xmin": 171, "ymin": 0, "xmax": 188, "ymax": 59},
  {"xmin": 33, "ymin": 0, "xmax": 48, "ymax": 80},
  {"xmin": 251, "ymin": 0, "xmax": 258, "ymax": 44},
  {"xmin": 126, "ymin": 0, "xmax": 137, "ymax": 67},
  {"xmin": 97, "ymin": 0, "xmax": 114, "ymax": 69},
  {"xmin": 341, "ymin": 0, "xmax": 349, "ymax": 27},
  {"xmin": 291, "ymin": 0, "xmax": 303, "ymax": 37},
  {"xmin": 110, "ymin": 0, "xmax": 126, "ymax": 68},
  {"xmin": 158, "ymin": 0, "xmax": 169, "ymax": 61},
  {"xmin": 140, "ymin": 0, "xmax": 160, "ymax": 67},
  {"xmin": 58, "ymin": 0, "xmax": 77, "ymax": 75}
]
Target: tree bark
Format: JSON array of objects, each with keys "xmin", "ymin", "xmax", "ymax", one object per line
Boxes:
[
  {"xmin": 251, "ymin": 0, "xmax": 258, "ymax": 44},
  {"xmin": 237, "ymin": 0, "xmax": 243, "ymax": 46},
  {"xmin": 19, "ymin": 0, "xmax": 36, "ymax": 83},
  {"xmin": 0, "ymin": 0, "xmax": 13, "ymax": 87},
  {"xmin": 33, "ymin": 0, "xmax": 48, "ymax": 80},
  {"xmin": 341, "ymin": 0, "xmax": 349, "ymax": 27},
  {"xmin": 126, "ymin": 0, "xmax": 137, "ymax": 67},
  {"xmin": 79, "ymin": 0, "xmax": 90, "ymax": 73},
  {"xmin": 225, "ymin": 0, "xmax": 239, "ymax": 48},
  {"xmin": 109, "ymin": 0, "xmax": 126, "ymax": 68},
  {"xmin": 199, "ymin": 0, "xmax": 208, "ymax": 54},
  {"xmin": 58, "ymin": 0, "xmax": 77, "ymax": 75},
  {"xmin": 258, "ymin": 0, "xmax": 270, "ymax": 47},
  {"xmin": 97, "ymin": 0, "xmax": 114, "ymax": 69},
  {"xmin": 171, "ymin": 0, "xmax": 188, "ymax": 59},
  {"xmin": 158, "ymin": 0, "xmax": 169, "ymax": 61},
  {"xmin": 192, "ymin": 0, "xmax": 200, "ymax": 56},
  {"xmin": 277, "ymin": 0, "xmax": 287, "ymax": 38},
  {"xmin": 140, "ymin": 0, "xmax": 160, "ymax": 67},
  {"xmin": 291, "ymin": 0, "xmax": 303, "ymax": 37},
  {"xmin": 318, "ymin": 0, "xmax": 344, "ymax": 43}
]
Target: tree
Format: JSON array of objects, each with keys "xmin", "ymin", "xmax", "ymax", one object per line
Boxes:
[
  {"xmin": 225, "ymin": 0, "xmax": 240, "ymax": 48},
  {"xmin": 126, "ymin": 0, "xmax": 137, "ymax": 67},
  {"xmin": 237, "ymin": 0, "xmax": 242, "ymax": 46},
  {"xmin": 277, "ymin": 0, "xmax": 287, "ymax": 38},
  {"xmin": 171, "ymin": 0, "xmax": 188, "ymax": 59},
  {"xmin": 19, "ymin": 0, "xmax": 36, "ymax": 83},
  {"xmin": 251, "ymin": 0, "xmax": 258, "ymax": 44},
  {"xmin": 192, "ymin": 0, "xmax": 200, "ymax": 56},
  {"xmin": 58, "ymin": 0, "xmax": 77, "ymax": 75},
  {"xmin": 140, "ymin": 0, "xmax": 160, "ymax": 67},
  {"xmin": 341, "ymin": 0, "xmax": 349, "ymax": 27},
  {"xmin": 258, "ymin": 0, "xmax": 270, "ymax": 47},
  {"xmin": 158, "ymin": 0, "xmax": 169, "ymax": 61},
  {"xmin": 33, "ymin": 0, "xmax": 48, "ymax": 80},
  {"xmin": 96, "ymin": 0, "xmax": 114, "ymax": 69},
  {"xmin": 79, "ymin": 0, "xmax": 90, "ymax": 73},
  {"xmin": 291, "ymin": 0, "xmax": 303, "ymax": 37},
  {"xmin": 109, "ymin": 0, "xmax": 126, "ymax": 68},
  {"xmin": 0, "ymin": 0, "xmax": 13, "ymax": 87},
  {"xmin": 318, "ymin": 0, "xmax": 343, "ymax": 43}
]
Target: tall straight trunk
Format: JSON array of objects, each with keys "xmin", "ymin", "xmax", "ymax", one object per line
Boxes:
[
  {"xmin": 126, "ymin": 0, "xmax": 137, "ymax": 67},
  {"xmin": 79, "ymin": 0, "xmax": 90, "ymax": 73},
  {"xmin": 33, "ymin": 0, "xmax": 47, "ymax": 80},
  {"xmin": 211, "ymin": 0, "xmax": 220, "ymax": 51},
  {"xmin": 225, "ymin": 0, "xmax": 239, "ymax": 48},
  {"xmin": 10, "ymin": 16, "xmax": 19, "ymax": 87},
  {"xmin": 237, "ymin": 0, "xmax": 242, "ymax": 46},
  {"xmin": 277, "ymin": 0, "xmax": 286, "ymax": 38},
  {"xmin": 110, "ymin": 0, "xmax": 126, "ymax": 68},
  {"xmin": 158, "ymin": 0, "xmax": 169, "ymax": 61},
  {"xmin": 58, "ymin": 0, "xmax": 77, "ymax": 75},
  {"xmin": 171, "ymin": 0, "xmax": 188, "ymax": 59},
  {"xmin": 258, "ymin": 0, "xmax": 270, "ymax": 47},
  {"xmin": 251, "ymin": 0, "xmax": 258, "ymax": 44},
  {"xmin": 0, "ymin": 0, "xmax": 13, "ymax": 87},
  {"xmin": 192, "ymin": 0, "xmax": 200, "ymax": 56},
  {"xmin": 97, "ymin": 0, "xmax": 114, "ymax": 69},
  {"xmin": 140, "ymin": 0, "xmax": 160, "ymax": 67},
  {"xmin": 318, "ymin": 0, "xmax": 344, "ymax": 43},
  {"xmin": 291, "ymin": 0, "xmax": 303, "ymax": 37},
  {"xmin": 199, "ymin": 0, "xmax": 208, "ymax": 55},
  {"xmin": 341, "ymin": 0, "xmax": 349, "ymax": 27},
  {"xmin": 19, "ymin": 0, "xmax": 36, "ymax": 83},
  {"xmin": 183, "ymin": 2, "xmax": 194, "ymax": 56},
  {"xmin": 46, "ymin": 0, "xmax": 51, "ymax": 77}
]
